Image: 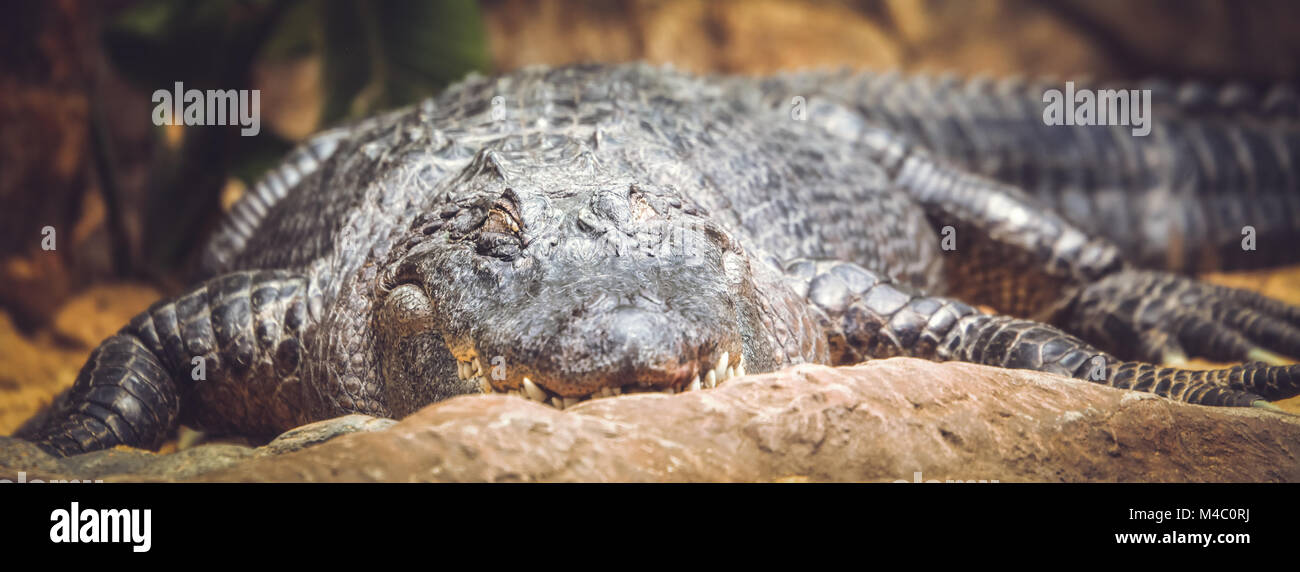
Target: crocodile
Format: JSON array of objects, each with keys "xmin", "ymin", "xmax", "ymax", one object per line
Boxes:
[{"xmin": 15, "ymin": 63, "xmax": 1300, "ymax": 457}]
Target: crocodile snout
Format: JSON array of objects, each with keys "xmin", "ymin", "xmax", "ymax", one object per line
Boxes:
[{"xmin": 452, "ymin": 291, "xmax": 747, "ymax": 409}]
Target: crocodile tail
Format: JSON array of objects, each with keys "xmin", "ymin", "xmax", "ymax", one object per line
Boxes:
[
  {"xmin": 777, "ymin": 72, "xmax": 1300, "ymax": 273},
  {"xmin": 881, "ymin": 75, "xmax": 1300, "ymax": 273}
]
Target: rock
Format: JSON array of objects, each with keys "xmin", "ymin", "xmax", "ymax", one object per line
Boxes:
[
  {"xmin": 0, "ymin": 436, "xmax": 62, "ymax": 477},
  {"xmin": 123, "ymin": 444, "xmax": 255, "ymax": 481},
  {"xmin": 4, "ymin": 359, "xmax": 1298, "ymax": 482},
  {"xmin": 257, "ymin": 414, "xmax": 397, "ymax": 456},
  {"xmin": 0, "ymin": 437, "xmax": 256, "ymax": 482},
  {"xmin": 7, "ymin": 445, "xmax": 161, "ymax": 482},
  {"xmin": 189, "ymin": 358, "xmax": 1300, "ymax": 482}
]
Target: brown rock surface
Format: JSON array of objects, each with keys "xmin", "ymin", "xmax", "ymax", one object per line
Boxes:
[
  {"xmin": 4, "ymin": 358, "xmax": 1298, "ymax": 482},
  {"xmin": 161, "ymin": 358, "xmax": 1300, "ymax": 482}
]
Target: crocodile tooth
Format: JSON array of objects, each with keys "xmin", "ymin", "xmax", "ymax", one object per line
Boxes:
[
  {"xmin": 735, "ymin": 362, "xmax": 745, "ymax": 378},
  {"xmin": 611, "ymin": 386, "xmax": 622, "ymax": 395},
  {"xmin": 457, "ymin": 362, "xmax": 466, "ymax": 380},
  {"xmin": 716, "ymin": 352, "xmax": 730, "ymax": 376},
  {"xmin": 550, "ymin": 396, "xmax": 565, "ymax": 410},
  {"xmin": 726, "ymin": 366, "xmax": 735, "ymax": 382},
  {"xmin": 522, "ymin": 377, "xmax": 547, "ymax": 402},
  {"xmin": 562, "ymin": 397, "xmax": 580, "ymax": 408},
  {"xmin": 478, "ymin": 377, "xmax": 493, "ymax": 394},
  {"xmin": 688, "ymin": 376, "xmax": 701, "ymax": 392},
  {"xmin": 472, "ymin": 357, "xmax": 483, "ymax": 376},
  {"xmin": 705, "ymin": 369, "xmax": 717, "ymax": 389}
]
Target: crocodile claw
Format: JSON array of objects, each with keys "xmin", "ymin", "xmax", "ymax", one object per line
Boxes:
[{"xmin": 1064, "ymin": 270, "xmax": 1300, "ymax": 373}]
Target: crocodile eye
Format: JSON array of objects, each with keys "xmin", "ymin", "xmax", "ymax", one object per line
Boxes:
[
  {"xmin": 476, "ymin": 195, "xmax": 523, "ymax": 259},
  {"xmin": 482, "ymin": 203, "xmax": 521, "ymax": 236},
  {"xmin": 483, "ymin": 188, "xmax": 523, "ymax": 234},
  {"xmin": 628, "ymin": 186, "xmax": 657, "ymax": 223}
]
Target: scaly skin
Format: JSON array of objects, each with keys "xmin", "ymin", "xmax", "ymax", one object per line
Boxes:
[
  {"xmin": 760, "ymin": 71, "xmax": 1300, "ymax": 273},
  {"xmin": 16, "ymin": 63, "xmax": 1300, "ymax": 457}
]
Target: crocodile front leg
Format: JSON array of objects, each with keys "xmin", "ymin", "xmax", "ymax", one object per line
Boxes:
[
  {"xmin": 14, "ymin": 333, "xmax": 180, "ymax": 456},
  {"xmin": 788, "ymin": 258, "xmax": 1299, "ymax": 408},
  {"xmin": 15, "ymin": 270, "xmax": 315, "ymax": 456}
]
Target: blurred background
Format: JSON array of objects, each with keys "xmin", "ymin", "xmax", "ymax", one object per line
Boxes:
[{"xmin": 3, "ymin": 0, "xmax": 1300, "ymax": 433}]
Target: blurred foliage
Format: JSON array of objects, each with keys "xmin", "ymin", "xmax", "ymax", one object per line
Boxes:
[
  {"xmin": 98, "ymin": 0, "xmax": 490, "ymax": 274},
  {"xmin": 321, "ymin": 0, "xmax": 491, "ymax": 121}
]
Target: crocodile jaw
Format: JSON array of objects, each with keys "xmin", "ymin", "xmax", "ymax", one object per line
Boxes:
[{"xmin": 454, "ymin": 351, "xmax": 747, "ymax": 410}]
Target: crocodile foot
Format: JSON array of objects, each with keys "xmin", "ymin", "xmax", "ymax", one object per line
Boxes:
[{"xmin": 1061, "ymin": 269, "xmax": 1300, "ymax": 400}]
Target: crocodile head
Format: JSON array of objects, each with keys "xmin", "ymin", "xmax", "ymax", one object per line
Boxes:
[{"xmin": 375, "ymin": 147, "xmax": 785, "ymax": 411}]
